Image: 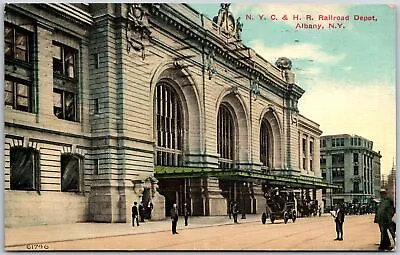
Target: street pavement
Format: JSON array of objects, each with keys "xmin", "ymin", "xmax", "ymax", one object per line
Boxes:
[
  {"xmin": 5, "ymin": 213, "xmax": 260, "ymax": 249},
  {"xmin": 4, "ymin": 213, "xmax": 391, "ymax": 251}
]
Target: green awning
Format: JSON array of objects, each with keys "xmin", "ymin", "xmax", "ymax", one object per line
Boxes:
[{"xmin": 154, "ymin": 166, "xmax": 341, "ymax": 189}]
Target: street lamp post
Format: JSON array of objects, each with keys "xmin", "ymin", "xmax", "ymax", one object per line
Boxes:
[{"xmin": 241, "ymin": 182, "xmax": 247, "ymax": 219}]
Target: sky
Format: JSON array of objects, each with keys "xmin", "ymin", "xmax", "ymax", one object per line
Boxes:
[{"xmin": 191, "ymin": 3, "xmax": 396, "ymax": 176}]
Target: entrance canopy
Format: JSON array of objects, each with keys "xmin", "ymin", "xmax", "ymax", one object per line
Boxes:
[{"xmin": 155, "ymin": 166, "xmax": 341, "ymax": 189}]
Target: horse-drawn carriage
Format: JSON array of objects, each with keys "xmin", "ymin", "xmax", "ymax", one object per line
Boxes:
[{"xmin": 261, "ymin": 188, "xmax": 297, "ymax": 224}]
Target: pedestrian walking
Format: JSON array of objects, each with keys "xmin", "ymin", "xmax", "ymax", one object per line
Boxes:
[
  {"xmin": 228, "ymin": 201, "xmax": 233, "ymax": 219},
  {"xmin": 375, "ymin": 189, "xmax": 395, "ymax": 250},
  {"xmin": 183, "ymin": 202, "xmax": 189, "ymax": 226},
  {"xmin": 170, "ymin": 203, "xmax": 179, "ymax": 234},
  {"xmin": 330, "ymin": 204, "xmax": 345, "ymax": 241},
  {"xmin": 139, "ymin": 201, "xmax": 145, "ymax": 222},
  {"xmin": 147, "ymin": 200, "xmax": 154, "ymax": 220},
  {"xmin": 232, "ymin": 201, "xmax": 239, "ymax": 223},
  {"xmin": 132, "ymin": 202, "xmax": 139, "ymax": 227}
]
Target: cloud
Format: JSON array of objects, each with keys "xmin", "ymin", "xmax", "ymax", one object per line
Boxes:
[
  {"xmin": 299, "ymin": 79, "xmax": 396, "ymax": 175},
  {"xmin": 249, "ymin": 40, "xmax": 346, "ymax": 64}
]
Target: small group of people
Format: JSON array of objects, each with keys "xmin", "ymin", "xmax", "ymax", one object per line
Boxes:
[
  {"xmin": 170, "ymin": 202, "xmax": 190, "ymax": 234},
  {"xmin": 131, "ymin": 200, "xmax": 154, "ymax": 227},
  {"xmin": 330, "ymin": 188, "xmax": 396, "ymax": 251}
]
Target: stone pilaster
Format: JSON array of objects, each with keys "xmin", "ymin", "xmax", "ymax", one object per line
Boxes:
[{"xmin": 205, "ymin": 177, "xmax": 227, "ymax": 216}]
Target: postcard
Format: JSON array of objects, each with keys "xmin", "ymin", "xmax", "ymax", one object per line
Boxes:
[{"xmin": 3, "ymin": 2, "xmax": 396, "ymax": 251}]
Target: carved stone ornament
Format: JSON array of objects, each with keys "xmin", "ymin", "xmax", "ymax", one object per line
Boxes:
[
  {"xmin": 250, "ymin": 76, "xmax": 260, "ymax": 100},
  {"xmin": 275, "ymin": 57, "xmax": 292, "ymax": 70},
  {"xmin": 126, "ymin": 4, "xmax": 151, "ymax": 60},
  {"xmin": 230, "ymin": 84, "xmax": 239, "ymax": 95},
  {"xmin": 213, "ymin": 3, "xmax": 242, "ymax": 40},
  {"xmin": 206, "ymin": 50, "xmax": 217, "ymax": 80}
]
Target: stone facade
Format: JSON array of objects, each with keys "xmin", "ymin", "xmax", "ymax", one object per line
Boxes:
[
  {"xmin": 4, "ymin": 3, "xmax": 326, "ymax": 227},
  {"xmin": 320, "ymin": 134, "xmax": 381, "ymax": 208}
]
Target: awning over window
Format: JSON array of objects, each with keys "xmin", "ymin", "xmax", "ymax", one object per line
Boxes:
[{"xmin": 154, "ymin": 166, "xmax": 341, "ymax": 189}]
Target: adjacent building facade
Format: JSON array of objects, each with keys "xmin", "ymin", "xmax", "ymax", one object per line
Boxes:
[
  {"xmin": 4, "ymin": 3, "xmax": 335, "ymax": 227},
  {"xmin": 320, "ymin": 134, "xmax": 381, "ymax": 208}
]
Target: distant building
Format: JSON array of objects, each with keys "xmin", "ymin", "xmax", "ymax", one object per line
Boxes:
[
  {"xmin": 385, "ymin": 162, "xmax": 396, "ymax": 204},
  {"xmin": 320, "ymin": 134, "xmax": 381, "ymax": 208}
]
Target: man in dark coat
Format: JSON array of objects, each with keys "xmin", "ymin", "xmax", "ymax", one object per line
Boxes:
[
  {"xmin": 228, "ymin": 201, "xmax": 233, "ymax": 219},
  {"xmin": 183, "ymin": 203, "xmax": 189, "ymax": 226},
  {"xmin": 332, "ymin": 204, "xmax": 345, "ymax": 240},
  {"xmin": 139, "ymin": 201, "xmax": 145, "ymax": 222},
  {"xmin": 132, "ymin": 202, "xmax": 139, "ymax": 227},
  {"xmin": 375, "ymin": 189, "xmax": 395, "ymax": 250},
  {"xmin": 170, "ymin": 203, "xmax": 179, "ymax": 234},
  {"xmin": 232, "ymin": 201, "xmax": 239, "ymax": 223}
]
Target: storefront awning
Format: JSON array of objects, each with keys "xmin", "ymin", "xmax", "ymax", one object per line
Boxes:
[{"xmin": 154, "ymin": 166, "xmax": 341, "ymax": 189}]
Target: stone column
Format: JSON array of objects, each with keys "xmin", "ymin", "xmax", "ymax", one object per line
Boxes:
[
  {"xmin": 205, "ymin": 177, "xmax": 227, "ymax": 215},
  {"xmin": 253, "ymin": 184, "xmax": 265, "ymax": 214}
]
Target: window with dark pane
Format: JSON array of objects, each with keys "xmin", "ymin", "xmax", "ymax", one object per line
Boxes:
[
  {"xmin": 155, "ymin": 82, "xmax": 183, "ymax": 166},
  {"xmin": 52, "ymin": 41, "xmax": 78, "ymax": 122},
  {"xmin": 217, "ymin": 104, "xmax": 235, "ymax": 169},
  {"xmin": 260, "ymin": 119, "xmax": 272, "ymax": 168},
  {"xmin": 10, "ymin": 147, "xmax": 39, "ymax": 191},
  {"xmin": 4, "ymin": 23, "xmax": 30, "ymax": 62},
  {"xmin": 53, "ymin": 89, "xmax": 76, "ymax": 121},
  {"xmin": 61, "ymin": 154, "xmax": 81, "ymax": 192},
  {"xmin": 53, "ymin": 42, "xmax": 77, "ymax": 79},
  {"xmin": 4, "ymin": 78, "xmax": 31, "ymax": 112}
]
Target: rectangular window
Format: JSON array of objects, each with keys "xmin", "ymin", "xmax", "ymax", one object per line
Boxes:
[
  {"xmin": 322, "ymin": 139, "xmax": 326, "ymax": 148},
  {"xmin": 61, "ymin": 154, "xmax": 81, "ymax": 192},
  {"xmin": 93, "ymin": 158, "xmax": 99, "ymax": 175},
  {"xmin": 354, "ymin": 165, "xmax": 359, "ymax": 175},
  {"xmin": 4, "ymin": 79, "xmax": 31, "ymax": 112},
  {"xmin": 4, "ymin": 23, "xmax": 30, "ymax": 63},
  {"xmin": 332, "ymin": 139, "xmax": 335, "ymax": 147},
  {"xmin": 353, "ymin": 153, "xmax": 358, "ymax": 163},
  {"xmin": 309, "ymin": 139, "xmax": 314, "ymax": 155},
  {"xmin": 10, "ymin": 147, "xmax": 39, "ymax": 191},
  {"xmin": 332, "ymin": 153, "xmax": 344, "ymax": 165},
  {"xmin": 353, "ymin": 182, "xmax": 359, "ymax": 193},
  {"xmin": 302, "ymin": 138, "xmax": 307, "ymax": 154},
  {"xmin": 53, "ymin": 42, "xmax": 77, "ymax": 79},
  {"xmin": 53, "ymin": 89, "xmax": 76, "ymax": 121},
  {"xmin": 320, "ymin": 158, "xmax": 326, "ymax": 165},
  {"xmin": 340, "ymin": 138, "xmax": 344, "ymax": 146}
]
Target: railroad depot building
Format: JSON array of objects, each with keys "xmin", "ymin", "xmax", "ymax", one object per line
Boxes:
[
  {"xmin": 320, "ymin": 134, "xmax": 381, "ymax": 208},
  {"xmin": 4, "ymin": 3, "xmax": 336, "ymax": 227}
]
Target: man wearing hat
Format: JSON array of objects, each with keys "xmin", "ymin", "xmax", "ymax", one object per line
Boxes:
[{"xmin": 375, "ymin": 189, "xmax": 395, "ymax": 250}]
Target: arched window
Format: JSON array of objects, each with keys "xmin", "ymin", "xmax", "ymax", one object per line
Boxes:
[
  {"xmin": 260, "ymin": 119, "xmax": 272, "ymax": 168},
  {"xmin": 61, "ymin": 154, "xmax": 83, "ymax": 192},
  {"xmin": 10, "ymin": 147, "xmax": 39, "ymax": 191},
  {"xmin": 217, "ymin": 104, "xmax": 235, "ymax": 169},
  {"xmin": 155, "ymin": 82, "xmax": 183, "ymax": 166}
]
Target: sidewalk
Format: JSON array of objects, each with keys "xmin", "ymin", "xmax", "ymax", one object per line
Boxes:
[{"xmin": 5, "ymin": 214, "xmax": 262, "ymax": 248}]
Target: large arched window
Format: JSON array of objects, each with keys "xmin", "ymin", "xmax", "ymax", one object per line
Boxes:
[
  {"xmin": 260, "ymin": 119, "xmax": 273, "ymax": 169},
  {"xmin": 217, "ymin": 104, "xmax": 235, "ymax": 169},
  {"xmin": 155, "ymin": 82, "xmax": 183, "ymax": 166}
]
